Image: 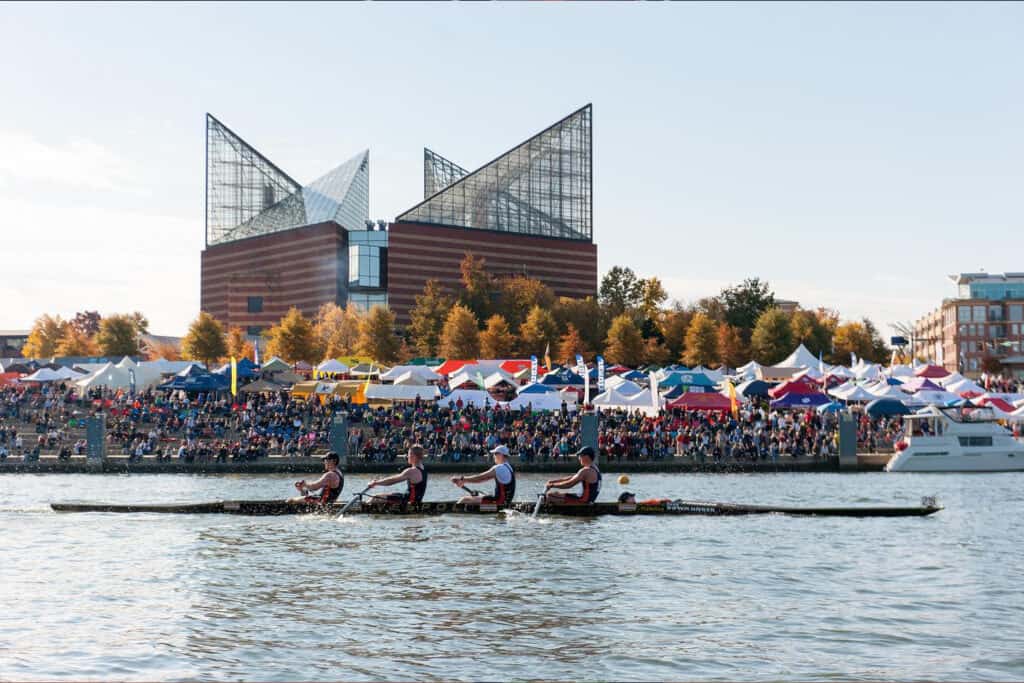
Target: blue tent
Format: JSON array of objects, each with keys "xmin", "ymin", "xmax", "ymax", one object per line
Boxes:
[
  {"xmin": 620, "ymin": 370, "xmax": 646, "ymax": 381},
  {"xmin": 160, "ymin": 367, "xmax": 229, "ymax": 392},
  {"xmin": 736, "ymin": 379, "xmax": 776, "ymax": 398},
  {"xmin": 518, "ymin": 382, "xmax": 556, "ymax": 395},
  {"xmin": 884, "ymin": 376, "xmax": 904, "ymax": 386},
  {"xmin": 770, "ymin": 392, "xmax": 830, "ymax": 409},
  {"xmin": 865, "ymin": 398, "xmax": 912, "ymax": 417},
  {"xmin": 659, "ymin": 371, "xmax": 716, "ymax": 391},
  {"xmin": 540, "ymin": 368, "xmax": 585, "ymax": 387},
  {"xmin": 817, "ymin": 401, "xmax": 845, "ymax": 414},
  {"xmin": 214, "ymin": 357, "xmax": 258, "ymax": 379},
  {"xmin": 663, "ymin": 364, "xmax": 689, "ymax": 372}
]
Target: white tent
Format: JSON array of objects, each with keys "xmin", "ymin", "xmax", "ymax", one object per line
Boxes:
[
  {"xmin": 793, "ymin": 366, "xmax": 824, "ymax": 381},
  {"xmin": 853, "ymin": 362, "xmax": 883, "ymax": 381},
  {"xmin": 317, "ymin": 359, "xmax": 350, "ymax": 374},
  {"xmin": 735, "ymin": 360, "xmax": 765, "ymax": 380},
  {"xmin": 54, "ymin": 366, "xmax": 85, "ymax": 380},
  {"xmin": 829, "ymin": 384, "xmax": 876, "ymax": 402},
  {"xmin": 865, "ymin": 381, "xmax": 908, "ymax": 400},
  {"xmin": 139, "ymin": 359, "xmax": 198, "ymax": 375},
  {"xmin": 116, "ymin": 356, "xmax": 137, "ymax": 369},
  {"xmin": 625, "ymin": 388, "xmax": 666, "ymax": 409},
  {"xmin": 504, "ymin": 393, "xmax": 569, "ymax": 412},
  {"xmin": 913, "ymin": 390, "xmax": 961, "ymax": 405},
  {"xmin": 558, "ymin": 387, "xmax": 579, "ymax": 404},
  {"xmin": 775, "ymin": 344, "xmax": 820, "ymax": 370},
  {"xmin": 945, "ymin": 378, "xmax": 985, "ymax": 395},
  {"xmin": 364, "ymin": 384, "xmax": 440, "ymax": 402},
  {"xmin": 483, "ymin": 371, "xmax": 517, "ymax": 389},
  {"xmin": 393, "ymin": 371, "xmax": 433, "ymax": 386},
  {"xmin": 690, "ymin": 365, "xmax": 725, "ymax": 383},
  {"xmin": 76, "ymin": 363, "xmax": 162, "ymax": 391},
  {"xmin": 605, "ymin": 376, "xmax": 643, "ymax": 396},
  {"xmin": 441, "ymin": 390, "xmax": 493, "ymax": 408},
  {"xmin": 826, "ymin": 365, "xmax": 855, "ymax": 379},
  {"xmin": 936, "ymin": 372, "xmax": 966, "ymax": 387},
  {"xmin": 380, "ymin": 364, "xmax": 440, "ymax": 382},
  {"xmin": 888, "ymin": 364, "xmax": 915, "ymax": 378},
  {"xmin": 591, "ymin": 387, "xmax": 632, "ymax": 408},
  {"xmin": 22, "ymin": 368, "xmax": 64, "ymax": 382}
]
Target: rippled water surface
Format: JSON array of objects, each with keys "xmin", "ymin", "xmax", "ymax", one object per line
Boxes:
[{"xmin": 1, "ymin": 471, "xmax": 1022, "ymax": 681}]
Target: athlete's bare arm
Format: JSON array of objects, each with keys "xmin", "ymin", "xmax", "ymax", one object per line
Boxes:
[
  {"xmin": 370, "ymin": 467, "xmax": 420, "ymax": 488},
  {"xmin": 452, "ymin": 466, "xmax": 497, "ymax": 485},
  {"xmin": 545, "ymin": 470, "xmax": 585, "ymax": 490}
]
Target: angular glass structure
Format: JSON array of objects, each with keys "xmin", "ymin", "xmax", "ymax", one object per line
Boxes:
[
  {"xmin": 204, "ymin": 114, "xmax": 370, "ymax": 246},
  {"xmin": 399, "ymin": 104, "xmax": 592, "ymax": 241}
]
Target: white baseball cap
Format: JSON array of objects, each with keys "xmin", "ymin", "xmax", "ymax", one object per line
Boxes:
[{"xmin": 490, "ymin": 445, "xmax": 510, "ymax": 457}]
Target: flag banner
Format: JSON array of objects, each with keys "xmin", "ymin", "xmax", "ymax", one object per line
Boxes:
[
  {"xmin": 597, "ymin": 355, "xmax": 606, "ymax": 392},
  {"xmin": 253, "ymin": 339, "xmax": 260, "ymax": 366},
  {"xmin": 575, "ymin": 354, "xmax": 585, "ymax": 377},
  {"xmin": 727, "ymin": 380, "xmax": 739, "ymax": 419},
  {"xmin": 475, "ymin": 371, "xmax": 486, "ymax": 389},
  {"xmin": 530, "ymin": 355, "xmax": 538, "ymax": 384},
  {"xmin": 230, "ymin": 357, "xmax": 238, "ymax": 397},
  {"xmin": 649, "ymin": 371, "xmax": 659, "ymax": 410}
]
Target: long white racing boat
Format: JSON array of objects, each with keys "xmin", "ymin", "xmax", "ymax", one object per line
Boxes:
[{"xmin": 886, "ymin": 405, "xmax": 1024, "ymax": 472}]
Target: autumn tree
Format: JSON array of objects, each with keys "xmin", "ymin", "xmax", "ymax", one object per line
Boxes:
[
  {"xmin": 603, "ymin": 313, "xmax": 645, "ymax": 367},
  {"xmin": 659, "ymin": 306, "xmax": 693, "ymax": 362},
  {"xmin": 181, "ymin": 312, "xmax": 227, "ymax": 368},
  {"xmin": 518, "ymin": 305, "xmax": 560, "ymax": 358},
  {"xmin": 638, "ymin": 277, "xmax": 669, "ymax": 322},
  {"xmin": 789, "ymin": 309, "xmax": 832, "ymax": 358},
  {"xmin": 407, "ymin": 280, "xmax": 453, "ymax": 357},
  {"xmin": 226, "ymin": 326, "xmax": 254, "ymax": 361},
  {"xmin": 642, "ymin": 337, "xmax": 671, "ymax": 366},
  {"xmin": 458, "ymin": 252, "xmax": 496, "ymax": 321},
  {"xmin": 96, "ymin": 314, "xmax": 141, "ymax": 357},
  {"xmin": 683, "ymin": 313, "xmax": 719, "ymax": 367},
  {"xmin": 315, "ymin": 303, "xmax": 363, "ymax": 359},
  {"xmin": 146, "ymin": 341, "xmax": 181, "ymax": 361},
  {"xmin": 553, "ymin": 296, "xmax": 608, "ymax": 355},
  {"xmin": 716, "ymin": 322, "xmax": 747, "ymax": 369},
  {"xmin": 479, "ymin": 315, "xmax": 515, "ymax": 359},
  {"xmin": 357, "ymin": 306, "xmax": 401, "ymax": 364},
  {"xmin": 750, "ymin": 308, "xmax": 793, "ymax": 365},
  {"xmin": 498, "ymin": 276, "xmax": 555, "ymax": 332},
  {"xmin": 264, "ymin": 307, "xmax": 321, "ymax": 363},
  {"xmin": 831, "ymin": 319, "xmax": 889, "ymax": 365},
  {"xmin": 56, "ymin": 326, "xmax": 98, "ymax": 357},
  {"xmin": 556, "ymin": 323, "xmax": 589, "ymax": 365},
  {"xmin": 439, "ymin": 304, "xmax": 480, "ymax": 359},
  {"xmin": 861, "ymin": 318, "xmax": 890, "ymax": 364},
  {"xmin": 22, "ymin": 314, "xmax": 68, "ymax": 358},
  {"xmin": 599, "ymin": 266, "xmax": 643, "ymax": 317}
]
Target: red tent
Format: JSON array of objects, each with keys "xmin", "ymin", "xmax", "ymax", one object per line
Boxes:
[
  {"xmin": 606, "ymin": 364, "xmax": 631, "ymax": 375},
  {"xmin": 499, "ymin": 359, "xmax": 548, "ymax": 376},
  {"xmin": 914, "ymin": 364, "xmax": 950, "ymax": 379},
  {"xmin": 768, "ymin": 376, "xmax": 821, "ymax": 399},
  {"xmin": 667, "ymin": 392, "xmax": 732, "ymax": 412},
  {"xmin": 434, "ymin": 360, "xmax": 473, "ymax": 376},
  {"xmin": 979, "ymin": 397, "xmax": 1015, "ymax": 413}
]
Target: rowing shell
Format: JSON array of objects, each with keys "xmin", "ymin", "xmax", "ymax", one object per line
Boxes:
[{"xmin": 50, "ymin": 499, "xmax": 942, "ymax": 517}]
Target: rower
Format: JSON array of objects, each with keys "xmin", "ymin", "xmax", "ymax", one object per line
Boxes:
[
  {"xmin": 292, "ymin": 452, "xmax": 345, "ymax": 505},
  {"xmin": 545, "ymin": 446, "xmax": 601, "ymax": 504},
  {"xmin": 367, "ymin": 444, "xmax": 428, "ymax": 506},
  {"xmin": 450, "ymin": 445, "xmax": 516, "ymax": 506}
]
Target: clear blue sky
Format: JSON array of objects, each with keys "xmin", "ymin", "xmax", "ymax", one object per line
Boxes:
[{"xmin": 1, "ymin": 2, "xmax": 1021, "ymax": 335}]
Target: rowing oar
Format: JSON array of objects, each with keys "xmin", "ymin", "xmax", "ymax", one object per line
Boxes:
[
  {"xmin": 460, "ymin": 485, "xmax": 484, "ymax": 497},
  {"xmin": 335, "ymin": 485, "xmax": 372, "ymax": 517},
  {"xmin": 532, "ymin": 488, "xmax": 549, "ymax": 519}
]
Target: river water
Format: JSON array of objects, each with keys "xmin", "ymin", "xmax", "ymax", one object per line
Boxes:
[{"xmin": 1, "ymin": 471, "xmax": 1022, "ymax": 681}]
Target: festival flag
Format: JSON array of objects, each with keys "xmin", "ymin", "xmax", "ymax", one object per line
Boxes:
[
  {"xmin": 475, "ymin": 371, "xmax": 486, "ymax": 390},
  {"xmin": 352, "ymin": 363, "xmax": 373, "ymax": 405},
  {"xmin": 649, "ymin": 371, "xmax": 660, "ymax": 410},
  {"xmin": 596, "ymin": 355, "xmax": 606, "ymax": 392},
  {"xmin": 577, "ymin": 354, "xmax": 589, "ymax": 405},
  {"xmin": 530, "ymin": 355, "xmax": 538, "ymax": 384},
  {"xmin": 230, "ymin": 357, "xmax": 238, "ymax": 397},
  {"xmin": 253, "ymin": 339, "xmax": 260, "ymax": 366},
  {"xmin": 544, "ymin": 343, "xmax": 552, "ymax": 371},
  {"xmin": 727, "ymin": 380, "xmax": 739, "ymax": 419}
]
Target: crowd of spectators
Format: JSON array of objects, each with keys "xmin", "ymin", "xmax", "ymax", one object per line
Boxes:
[{"xmin": 0, "ymin": 382, "xmax": 916, "ymax": 466}]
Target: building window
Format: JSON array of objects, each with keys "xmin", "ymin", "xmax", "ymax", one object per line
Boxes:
[
  {"xmin": 1009, "ymin": 305, "xmax": 1023, "ymax": 322},
  {"xmin": 973, "ymin": 305, "xmax": 986, "ymax": 322},
  {"xmin": 349, "ymin": 292, "xmax": 387, "ymax": 312},
  {"xmin": 246, "ymin": 326, "xmax": 262, "ymax": 336},
  {"xmin": 958, "ymin": 306, "xmax": 971, "ymax": 322},
  {"xmin": 247, "ymin": 296, "xmax": 263, "ymax": 313}
]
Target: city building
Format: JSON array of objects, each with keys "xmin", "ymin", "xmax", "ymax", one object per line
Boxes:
[
  {"xmin": 913, "ymin": 272, "xmax": 1024, "ymax": 377},
  {"xmin": 200, "ymin": 105, "xmax": 597, "ymax": 333}
]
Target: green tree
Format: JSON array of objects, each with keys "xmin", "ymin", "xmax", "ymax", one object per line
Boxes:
[
  {"xmin": 638, "ymin": 277, "xmax": 669, "ymax": 321},
  {"xmin": 181, "ymin": 312, "xmax": 227, "ymax": 368},
  {"xmin": 862, "ymin": 318, "xmax": 890, "ymax": 364},
  {"xmin": 716, "ymin": 322, "xmax": 748, "ymax": 369},
  {"xmin": 70, "ymin": 310, "xmax": 102, "ymax": 337},
  {"xmin": 96, "ymin": 313, "xmax": 141, "ymax": 357},
  {"xmin": 56, "ymin": 326, "xmax": 98, "ymax": 357},
  {"xmin": 498, "ymin": 276, "xmax": 555, "ymax": 332},
  {"xmin": 264, "ymin": 307, "xmax": 321, "ymax": 363},
  {"xmin": 479, "ymin": 314, "xmax": 516, "ymax": 359},
  {"xmin": 750, "ymin": 308, "xmax": 794, "ymax": 365},
  {"xmin": 127, "ymin": 311, "xmax": 149, "ymax": 336},
  {"xmin": 603, "ymin": 313, "xmax": 645, "ymax": 367},
  {"xmin": 439, "ymin": 304, "xmax": 480, "ymax": 359},
  {"xmin": 357, "ymin": 306, "xmax": 401, "ymax": 364},
  {"xmin": 458, "ymin": 252, "xmax": 496, "ymax": 321},
  {"xmin": 719, "ymin": 278, "xmax": 775, "ymax": 339},
  {"xmin": 407, "ymin": 280, "xmax": 453, "ymax": 357},
  {"xmin": 599, "ymin": 266, "xmax": 642, "ymax": 317},
  {"xmin": 683, "ymin": 313, "xmax": 719, "ymax": 367},
  {"xmin": 22, "ymin": 314, "xmax": 68, "ymax": 358},
  {"xmin": 518, "ymin": 305, "xmax": 560, "ymax": 357},
  {"xmin": 557, "ymin": 323, "xmax": 589, "ymax": 365}
]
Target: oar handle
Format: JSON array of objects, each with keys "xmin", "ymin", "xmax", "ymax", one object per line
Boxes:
[{"xmin": 461, "ymin": 485, "xmax": 484, "ymax": 497}]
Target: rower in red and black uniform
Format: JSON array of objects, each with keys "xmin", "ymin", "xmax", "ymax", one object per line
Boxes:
[
  {"xmin": 367, "ymin": 444, "xmax": 428, "ymax": 507},
  {"xmin": 450, "ymin": 445, "xmax": 516, "ymax": 506},
  {"xmin": 545, "ymin": 446, "xmax": 601, "ymax": 504},
  {"xmin": 292, "ymin": 452, "xmax": 344, "ymax": 505}
]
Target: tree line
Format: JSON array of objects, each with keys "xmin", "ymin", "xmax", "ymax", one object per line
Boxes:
[{"xmin": 21, "ymin": 253, "xmax": 891, "ymax": 369}]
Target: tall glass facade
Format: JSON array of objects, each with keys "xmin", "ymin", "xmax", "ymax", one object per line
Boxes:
[{"xmin": 398, "ymin": 105, "xmax": 593, "ymax": 241}]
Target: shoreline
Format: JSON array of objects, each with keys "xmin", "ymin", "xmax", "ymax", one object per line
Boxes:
[{"xmin": 0, "ymin": 454, "xmax": 885, "ymax": 474}]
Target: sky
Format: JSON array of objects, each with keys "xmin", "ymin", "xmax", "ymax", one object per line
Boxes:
[{"xmin": 1, "ymin": 2, "xmax": 1021, "ymax": 336}]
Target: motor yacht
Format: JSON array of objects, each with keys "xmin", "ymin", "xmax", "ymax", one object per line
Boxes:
[{"xmin": 885, "ymin": 405, "xmax": 1024, "ymax": 472}]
